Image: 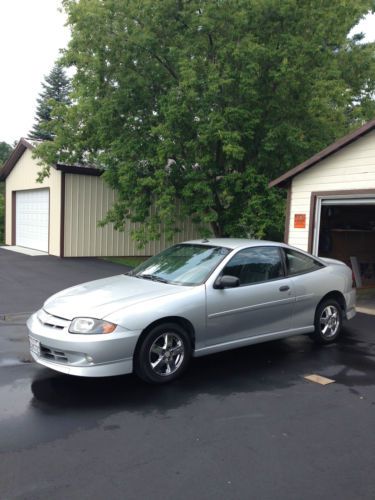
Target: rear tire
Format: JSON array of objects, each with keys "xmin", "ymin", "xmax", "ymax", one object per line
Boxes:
[
  {"xmin": 134, "ymin": 322, "xmax": 192, "ymax": 384},
  {"xmin": 311, "ymin": 299, "xmax": 343, "ymax": 344}
]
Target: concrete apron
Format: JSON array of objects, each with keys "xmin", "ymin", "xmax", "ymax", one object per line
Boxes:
[
  {"xmin": 356, "ymin": 288, "xmax": 375, "ymax": 316},
  {"xmin": 0, "ymin": 246, "xmax": 48, "ymax": 256}
]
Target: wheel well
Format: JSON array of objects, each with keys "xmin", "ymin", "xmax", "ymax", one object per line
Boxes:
[
  {"xmin": 318, "ymin": 291, "xmax": 346, "ymax": 313},
  {"xmin": 133, "ymin": 316, "xmax": 196, "ymax": 359}
]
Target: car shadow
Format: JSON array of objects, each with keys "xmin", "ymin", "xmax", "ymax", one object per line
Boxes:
[
  {"xmin": 30, "ymin": 336, "xmax": 316, "ymax": 416},
  {"xmin": 0, "ymin": 321, "xmax": 364, "ymax": 452},
  {"xmin": 0, "ymin": 338, "xmax": 306, "ymax": 452},
  {"xmin": 30, "ymin": 320, "xmax": 375, "ymax": 416}
]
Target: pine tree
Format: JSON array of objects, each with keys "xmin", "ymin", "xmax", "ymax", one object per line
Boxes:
[{"xmin": 29, "ymin": 63, "xmax": 71, "ymax": 141}]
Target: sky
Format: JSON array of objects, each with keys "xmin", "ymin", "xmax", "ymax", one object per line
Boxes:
[
  {"xmin": 0, "ymin": 0, "xmax": 69, "ymax": 145},
  {"xmin": 0, "ymin": 2, "xmax": 374, "ymax": 146}
]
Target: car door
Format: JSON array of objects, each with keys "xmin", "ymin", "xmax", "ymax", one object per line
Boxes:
[
  {"xmin": 282, "ymin": 247, "xmax": 327, "ymax": 330},
  {"xmin": 205, "ymin": 246, "xmax": 295, "ymax": 347}
]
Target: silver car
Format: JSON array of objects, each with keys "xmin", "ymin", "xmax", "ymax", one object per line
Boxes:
[{"xmin": 27, "ymin": 239, "xmax": 356, "ymax": 383}]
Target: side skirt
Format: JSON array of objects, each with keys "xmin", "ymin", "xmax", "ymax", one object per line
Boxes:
[{"xmin": 193, "ymin": 326, "xmax": 314, "ymax": 358}]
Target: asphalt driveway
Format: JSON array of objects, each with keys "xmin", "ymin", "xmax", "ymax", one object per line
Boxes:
[
  {"xmin": 0, "ymin": 248, "xmax": 130, "ymax": 316},
  {"xmin": 0, "ymin": 248, "xmax": 375, "ymax": 499}
]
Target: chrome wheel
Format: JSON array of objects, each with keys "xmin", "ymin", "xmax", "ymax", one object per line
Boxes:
[
  {"xmin": 319, "ymin": 305, "xmax": 340, "ymax": 339},
  {"xmin": 149, "ymin": 332, "xmax": 185, "ymax": 377}
]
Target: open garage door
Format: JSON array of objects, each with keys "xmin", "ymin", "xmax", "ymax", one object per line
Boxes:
[
  {"xmin": 313, "ymin": 195, "xmax": 375, "ymax": 287},
  {"xmin": 16, "ymin": 189, "xmax": 49, "ymax": 252}
]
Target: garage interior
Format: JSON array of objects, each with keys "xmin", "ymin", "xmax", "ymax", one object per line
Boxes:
[{"xmin": 318, "ymin": 201, "xmax": 375, "ymax": 288}]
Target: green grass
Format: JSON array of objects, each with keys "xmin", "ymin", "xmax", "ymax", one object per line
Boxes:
[{"xmin": 102, "ymin": 256, "xmax": 148, "ymax": 268}]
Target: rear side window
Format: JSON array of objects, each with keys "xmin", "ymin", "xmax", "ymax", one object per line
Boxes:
[
  {"xmin": 284, "ymin": 249, "xmax": 324, "ymax": 276},
  {"xmin": 221, "ymin": 246, "xmax": 284, "ymax": 286}
]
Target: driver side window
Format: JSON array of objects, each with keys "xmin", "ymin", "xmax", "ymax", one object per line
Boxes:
[{"xmin": 221, "ymin": 246, "xmax": 284, "ymax": 286}]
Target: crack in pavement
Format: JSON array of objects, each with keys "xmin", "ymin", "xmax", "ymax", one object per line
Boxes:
[{"xmin": 0, "ymin": 312, "xmax": 32, "ymax": 323}]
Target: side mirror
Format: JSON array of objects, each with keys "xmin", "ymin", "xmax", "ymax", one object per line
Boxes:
[{"xmin": 214, "ymin": 275, "xmax": 240, "ymax": 289}]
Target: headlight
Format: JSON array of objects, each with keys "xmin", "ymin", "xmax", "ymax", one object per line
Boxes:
[{"xmin": 69, "ymin": 318, "xmax": 117, "ymax": 334}]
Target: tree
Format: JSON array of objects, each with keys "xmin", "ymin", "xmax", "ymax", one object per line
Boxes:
[
  {"xmin": 0, "ymin": 142, "xmax": 12, "ymax": 164},
  {"xmin": 0, "ymin": 141, "xmax": 13, "ymax": 243},
  {"xmin": 29, "ymin": 63, "xmax": 71, "ymax": 141},
  {"xmin": 35, "ymin": 0, "xmax": 375, "ymax": 245}
]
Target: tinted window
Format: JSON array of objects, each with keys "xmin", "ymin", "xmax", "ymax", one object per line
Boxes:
[
  {"xmin": 221, "ymin": 246, "xmax": 284, "ymax": 286},
  {"xmin": 284, "ymin": 249, "xmax": 324, "ymax": 275}
]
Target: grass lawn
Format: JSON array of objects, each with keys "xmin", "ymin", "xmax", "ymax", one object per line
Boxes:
[{"xmin": 102, "ymin": 256, "xmax": 148, "ymax": 268}]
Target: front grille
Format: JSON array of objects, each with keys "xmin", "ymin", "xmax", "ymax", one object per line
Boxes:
[
  {"xmin": 37, "ymin": 309, "xmax": 69, "ymax": 330},
  {"xmin": 40, "ymin": 345, "xmax": 68, "ymax": 363},
  {"xmin": 42, "ymin": 321, "xmax": 64, "ymax": 330}
]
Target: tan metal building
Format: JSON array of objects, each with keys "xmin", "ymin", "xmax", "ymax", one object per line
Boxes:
[
  {"xmin": 270, "ymin": 119, "xmax": 375, "ymax": 287},
  {"xmin": 0, "ymin": 138, "xmax": 202, "ymax": 257}
]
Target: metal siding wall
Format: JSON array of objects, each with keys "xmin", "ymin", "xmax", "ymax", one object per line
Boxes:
[{"xmin": 64, "ymin": 174, "xmax": 203, "ymax": 257}]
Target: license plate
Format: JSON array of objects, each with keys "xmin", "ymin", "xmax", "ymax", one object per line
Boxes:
[{"xmin": 29, "ymin": 337, "xmax": 41, "ymax": 357}]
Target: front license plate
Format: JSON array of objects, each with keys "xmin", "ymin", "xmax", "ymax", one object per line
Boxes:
[{"xmin": 29, "ymin": 337, "xmax": 41, "ymax": 357}]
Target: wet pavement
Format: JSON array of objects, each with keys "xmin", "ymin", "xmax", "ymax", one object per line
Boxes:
[
  {"xmin": 0, "ymin": 313, "xmax": 374, "ymax": 500},
  {"xmin": 0, "ymin": 247, "xmax": 130, "ymax": 316},
  {"xmin": 0, "ymin": 249, "xmax": 375, "ymax": 499}
]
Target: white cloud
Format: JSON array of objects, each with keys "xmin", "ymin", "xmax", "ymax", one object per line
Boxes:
[
  {"xmin": 0, "ymin": 0, "xmax": 70, "ymax": 145},
  {"xmin": 350, "ymin": 11, "xmax": 375, "ymax": 42}
]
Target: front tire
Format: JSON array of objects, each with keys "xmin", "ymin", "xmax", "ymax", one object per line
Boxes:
[
  {"xmin": 311, "ymin": 299, "xmax": 343, "ymax": 344},
  {"xmin": 134, "ymin": 322, "xmax": 192, "ymax": 384}
]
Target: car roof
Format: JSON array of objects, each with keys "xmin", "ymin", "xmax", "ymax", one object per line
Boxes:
[{"xmin": 183, "ymin": 238, "xmax": 286, "ymax": 250}]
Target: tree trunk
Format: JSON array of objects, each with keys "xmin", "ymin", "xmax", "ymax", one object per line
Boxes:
[{"xmin": 211, "ymin": 221, "xmax": 224, "ymax": 237}]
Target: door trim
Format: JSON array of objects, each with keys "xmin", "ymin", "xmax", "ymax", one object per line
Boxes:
[
  {"xmin": 308, "ymin": 189, "xmax": 375, "ymax": 254},
  {"xmin": 11, "ymin": 191, "xmax": 16, "ymax": 245},
  {"xmin": 60, "ymin": 172, "xmax": 65, "ymax": 257}
]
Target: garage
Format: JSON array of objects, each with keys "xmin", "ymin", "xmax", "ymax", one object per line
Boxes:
[
  {"xmin": 15, "ymin": 189, "xmax": 49, "ymax": 252},
  {"xmin": 0, "ymin": 138, "xmax": 201, "ymax": 257},
  {"xmin": 315, "ymin": 196, "xmax": 375, "ymax": 287},
  {"xmin": 270, "ymin": 118, "xmax": 375, "ymax": 289}
]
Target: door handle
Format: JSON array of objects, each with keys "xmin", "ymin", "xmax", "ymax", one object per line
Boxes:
[{"xmin": 279, "ymin": 285, "xmax": 290, "ymax": 292}]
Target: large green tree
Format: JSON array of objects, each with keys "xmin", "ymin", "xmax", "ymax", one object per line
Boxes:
[
  {"xmin": 35, "ymin": 0, "xmax": 375, "ymax": 244},
  {"xmin": 0, "ymin": 141, "xmax": 13, "ymax": 243},
  {"xmin": 29, "ymin": 63, "xmax": 71, "ymax": 141}
]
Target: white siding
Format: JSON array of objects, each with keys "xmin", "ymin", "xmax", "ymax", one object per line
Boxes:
[
  {"xmin": 5, "ymin": 149, "xmax": 62, "ymax": 256},
  {"xmin": 288, "ymin": 130, "xmax": 375, "ymax": 251},
  {"xmin": 63, "ymin": 174, "xmax": 204, "ymax": 257}
]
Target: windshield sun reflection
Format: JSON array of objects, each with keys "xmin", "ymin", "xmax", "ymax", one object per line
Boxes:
[{"xmin": 131, "ymin": 244, "xmax": 231, "ymax": 286}]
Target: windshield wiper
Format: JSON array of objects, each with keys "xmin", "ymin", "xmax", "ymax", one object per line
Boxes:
[{"xmin": 138, "ymin": 274, "xmax": 169, "ymax": 284}]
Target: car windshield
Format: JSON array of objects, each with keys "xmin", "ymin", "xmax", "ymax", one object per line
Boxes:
[{"xmin": 130, "ymin": 244, "xmax": 231, "ymax": 286}]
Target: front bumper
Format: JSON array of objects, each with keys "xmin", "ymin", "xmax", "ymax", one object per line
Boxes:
[{"xmin": 27, "ymin": 310, "xmax": 141, "ymax": 377}]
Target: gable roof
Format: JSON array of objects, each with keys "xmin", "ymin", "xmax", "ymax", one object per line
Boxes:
[
  {"xmin": 0, "ymin": 138, "xmax": 33, "ymax": 181},
  {"xmin": 0, "ymin": 138, "xmax": 102, "ymax": 181},
  {"xmin": 269, "ymin": 118, "xmax": 375, "ymax": 188}
]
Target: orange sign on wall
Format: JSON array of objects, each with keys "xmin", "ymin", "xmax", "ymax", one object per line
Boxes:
[{"xmin": 294, "ymin": 214, "xmax": 306, "ymax": 229}]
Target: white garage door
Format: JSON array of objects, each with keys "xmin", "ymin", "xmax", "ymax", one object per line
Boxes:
[{"xmin": 16, "ymin": 189, "xmax": 49, "ymax": 252}]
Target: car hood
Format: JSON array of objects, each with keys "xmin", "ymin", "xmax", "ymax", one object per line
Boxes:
[{"xmin": 43, "ymin": 274, "xmax": 186, "ymax": 320}]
